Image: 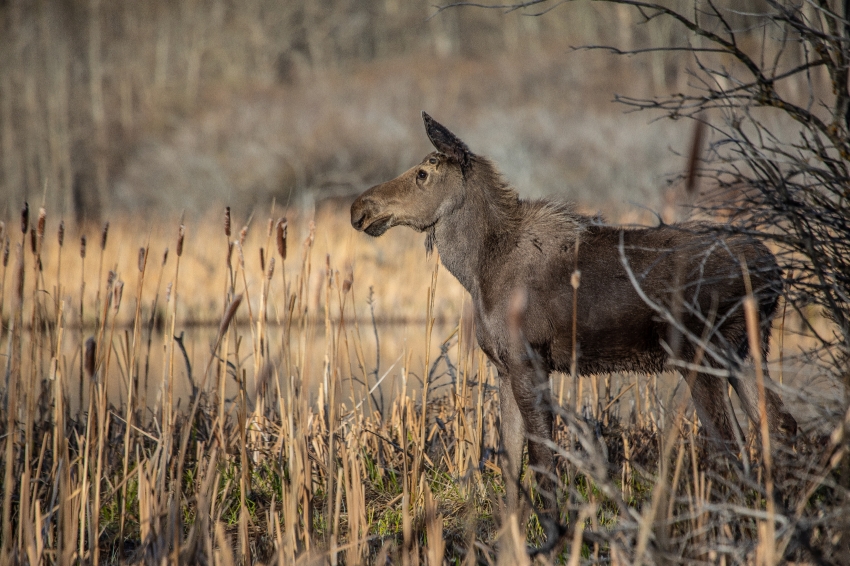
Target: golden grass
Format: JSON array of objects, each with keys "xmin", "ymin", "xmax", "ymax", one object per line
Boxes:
[
  {"xmin": 14, "ymin": 204, "xmax": 467, "ymax": 330},
  {"xmin": 0, "ymin": 202, "xmax": 845, "ymax": 564}
]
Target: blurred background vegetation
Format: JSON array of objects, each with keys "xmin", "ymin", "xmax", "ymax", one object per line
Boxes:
[{"xmin": 0, "ymin": 0, "xmax": 769, "ymax": 223}]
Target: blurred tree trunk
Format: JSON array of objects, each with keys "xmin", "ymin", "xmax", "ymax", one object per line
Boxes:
[{"xmin": 88, "ymin": 0, "xmax": 106, "ymax": 222}]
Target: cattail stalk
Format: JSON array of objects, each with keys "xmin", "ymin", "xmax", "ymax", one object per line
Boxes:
[
  {"xmin": 176, "ymin": 295, "xmax": 243, "ymax": 553},
  {"xmin": 78, "ymin": 235, "xmax": 87, "ymax": 415},
  {"xmin": 239, "ymin": 364, "xmax": 250, "ymax": 565},
  {"xmin": 54, "ymin": 220, "xmax": 65, "ymax": 322},
  {"xmin": 76, "ymin": 334, "xmax": 94, "ymax": 562},
  {"xmin": 165, "ymin": 225, "xmax": 184, "ymax": 458},
  {"xmin": 21, "ymin": 211, "xmax": 45, "ymax": 564},
  {"xmin": 1, "ymin": 244, "xmax": 24, "ymax": 560},
  {"xmin": 119, "ymin": 246, "xmax": 147, "ymax": 543},
  {"xmin": 0, "ymin": 233, "xmax": 7, "ymax": 336},
  {"xmin": 219, "ymin": 209, "xmax": 234, "ymax": 443},
  {"xmin": 94, "ymin": 222, "xmax": 109, "ymax": 334},
  {"xmin": 49, "ymin": 299, "xmax": 71, "ymax": 563},
  {"xmin": 81, "ymin": 268, "xmax": 115, "ymax": 564},
  {"xmin": 164, "ymin": 223, "xmax": 184, "ymax": 562},
  {"xmin": 92, "ymin": 272, "xmax": 118, "ymax": 566},
  {"xmin": 143, "ymin": 247, "xmax": 167, "ymax": 405},
  {"xmin": 224, "ymin": 207, "xmax": 235, "ymax": 307},
  {"xmin": 335, "ymin": 263, "xmax": 356, "ymax": 421},
  {"xmin": 295, "ymin": 221, "xmax": 314, "ymax": 319},
  {"xmin": 414, "ymin": 263, "xmax": 440, "ymax": 503},
  {"xmin": 276, "ymin": 218, "xmax": 289, "ymax": 355},
  {"xmin": 742, "ymin": 266, "xmax": 776, "ymax": 564},
  {"xmin": 323, "ymin": 253, "xmax": 340, "ymax": 545},
  {"xmin": 233, "ymin": 241, "xmax": 256, "ymax": 346},
  {"xmin": 249, "ymin": 214, "xmax": 275, "ymax": 453}
]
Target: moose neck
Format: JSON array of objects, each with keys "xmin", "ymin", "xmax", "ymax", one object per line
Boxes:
[{"xmin": 432, "ymin": 158, "xmax": 520, "ymax": 296}]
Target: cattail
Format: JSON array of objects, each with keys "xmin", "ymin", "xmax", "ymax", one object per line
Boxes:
[
  {"xmin": 106, "ymin": 270, "xmax": 116, "ymax": 290},
  {"xmin": 37, "ymin": 207, "xmax": 46, "ymax": 240},
  {"xmin": 100, "ymin": 221, "xmax": 109, "ymax": 250},
  {"xmin": 14, "ymin": 244, "xmax": 23, "ymax": 303},
  {"xmin": 57, "ymin": 220, "xmax": 65, "ymax": 247},
  {"xmin": 84, "ymin": 337, "xmax": 96, "ymax": 378},
  {"xmin": 224, "ymin": 206, "xmax": 232, "ymax": 238},
  {"xmin": 259, "ymin": 247, "xmax": 265, "ymax": 271},
  {"xmin": 326, "ymin": 254, "xmax": 332, "ymax": 286},
  {"xmin": 113, "ymin": 280, "xmax": 124, "ymax": 312},
  {"xmin": 276, "ymin": 218, "xmax": 287, "ymax": 260},
  {"xmin": 29, "ymin": 228, "xmax": 37, "ymax": 255},
  {"xmin": 2, "ymin": 239, "xmax": 9, "ymax": 267},
  {"xmin": 239, "ymin": 226, "xmax": 247, "ymax": 247},
  {"xmin": 218, "ymin": 293, "xmax": 243, "ymax": 338},
  {"xmin": 162, "ymin": 247, "xmax": 169, "ymax": 266},
  {"xmin": 80, "ymin": 235, "xmax": 87, "ymax": 259},
  {"xmin": 21, "ymin": 202, "xmax": 28, "ymax": 234},
  {"xmin": 177, "ymin": 224, "xmax": 185, "ymax": 257},
  {"xmin": 571, "ymin": 270, "xmax": 581, "ymax": 290},
  {"xmin": 267, "ymin": 257, "xmax": 275, "ymax": 280},
  {"xmin": 138, "ymin": 247, "xmax": 147, "ymax": 272},
  {"xmin": 267, "ymin": 217, "xmax": 274, "ymax": 237},
  {"xmin": 342, "ymin": 264, "xmax": 353, "ymax": 294}
]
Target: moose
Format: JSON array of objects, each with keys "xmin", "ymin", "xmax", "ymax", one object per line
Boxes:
[{"xmin": 350, "ymin": 112, "xmax": 797, "ymax": 538}]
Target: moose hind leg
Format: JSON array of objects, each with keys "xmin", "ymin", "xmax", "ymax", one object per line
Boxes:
[
  {"xmin": 684, "ymin": 369, "xmax": 745, "ymax": 452},
  {"xmin": 728, "ymin": 364, "xmax": 797, "ymax": 440}
]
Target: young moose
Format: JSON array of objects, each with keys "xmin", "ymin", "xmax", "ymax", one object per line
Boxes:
[{"xmin": 351, "ymin": 112, "xmax": 797, "ymax": 532}]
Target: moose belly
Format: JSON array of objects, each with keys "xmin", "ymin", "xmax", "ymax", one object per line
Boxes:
[{"xmin": 545, "ymin": 281, "xmax": 668, "ymax": 376}]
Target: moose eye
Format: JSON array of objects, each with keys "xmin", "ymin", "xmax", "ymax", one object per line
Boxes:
[
  {"xmin": 417, "ymin": 170, "xmax": 427, "ymax": 180},
  {"xmin": 429, "ymin": 158, "xmax": 437, "ymax": 164}
]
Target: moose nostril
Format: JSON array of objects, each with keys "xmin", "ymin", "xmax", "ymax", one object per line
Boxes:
[{"xmin": 352, "ymin": 212, "xmax": 367, "ymax": 230}]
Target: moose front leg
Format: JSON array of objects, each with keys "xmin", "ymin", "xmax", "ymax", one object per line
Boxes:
[
  {"xmin": 499, "ymin": 373, "xmax": 526, "ymax": 521},
  {"xmin": 508, "ymin": 363, "xmax": 561, "ymax": 542}
]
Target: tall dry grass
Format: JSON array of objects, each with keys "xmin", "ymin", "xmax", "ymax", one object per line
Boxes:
[{"xmin": 0, "ymin": 201, "xmax": 846, "ymax": 564}]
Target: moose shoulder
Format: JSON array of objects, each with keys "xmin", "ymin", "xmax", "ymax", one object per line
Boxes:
[{"xmin": 350, "ymin": 111, "xmax": 796, "ymax": 533}]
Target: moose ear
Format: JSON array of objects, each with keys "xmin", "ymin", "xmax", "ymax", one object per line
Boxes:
[{"xmin": 422, "ymin": 111, "xmax": 471, "ymax": 168}]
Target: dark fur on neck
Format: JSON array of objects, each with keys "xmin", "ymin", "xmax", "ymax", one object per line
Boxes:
[{"xmin": 425, "ymin": 225, "xmax": 436, "ymax": 256}]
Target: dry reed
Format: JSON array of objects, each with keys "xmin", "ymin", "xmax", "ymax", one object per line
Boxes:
[{"xmin": 0, "ymin": 203, "xmax": 842, "ymax": 565}]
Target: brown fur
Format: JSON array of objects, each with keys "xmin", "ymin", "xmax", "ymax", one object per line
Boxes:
[{"xmin": 351, "ymin": 112, "xmax": 797, "ymax": 533}]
